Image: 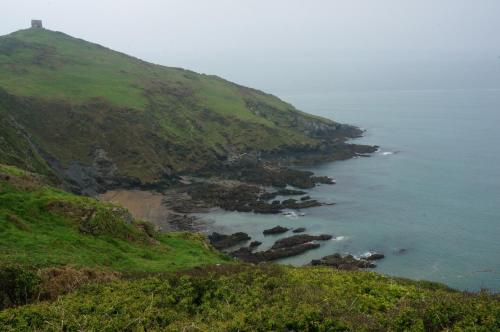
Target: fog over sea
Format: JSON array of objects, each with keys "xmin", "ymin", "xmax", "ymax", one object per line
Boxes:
[{"xmin": 200, "ymin": 77, "xmax": 500, "ymax": 291}]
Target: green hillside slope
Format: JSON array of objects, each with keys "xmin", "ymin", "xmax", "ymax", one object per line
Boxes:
[
  {"xmin": 0, "ymin": 28, "xmax": 363, "ymax": 194},
  {"xmin": 0, "ymin": 164, "xmax": 226, "ymax": 272}
]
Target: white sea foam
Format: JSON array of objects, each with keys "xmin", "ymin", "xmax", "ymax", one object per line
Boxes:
[
  {"xmin": 360, "ymin": 251, "xmax": 375, "ymax": 258},
  {"xmin": 283, "ymin": 211, "xmax": 298, "ymax": 219},
  {"xmin": 334, "ymin": 236, "xmax": 346, "ymax": 241},
  {"xmin": 381, "ymin": 151, "xmax": 394, "ymax": 156}
]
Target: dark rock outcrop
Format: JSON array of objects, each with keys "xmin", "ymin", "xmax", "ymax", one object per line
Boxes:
[
  {"xmin": 259, "ymin": 189, "xmax": 308, "ymax": 201},
  {"xmin": 293, "ymin": 227, "xmax": 306, "ymax": 233},
  {"xmin": 263, "ymin": 226, "xmax": 289, "ymax": 235},
  {"xmin": 249, "ymin": 241, "xmax": 262, "ymax": 248},
  {"xmin": 230, "ymin": 233, "xmax": 333, "ymax": 263},
  {"xmin": 261, "ymin": 243, "xmax": 320, "ymax": 261},
  {"xmin": 282, "ymin": 199, "xmax": 321, "ymax": 209},
  {"xmin": 169, "ymin": 182, "xmax": 322, "ymax": 215},
  {"xmin": 365, "ymin": 253, "xmax": 385, "ymax": 261},
  {"xmin": 231, "ymin": 242, "xmax": 320, "ymax": 263},
  {"xmin": 311, "ymin": 253, "xmax": 377, "ymax": 270},
  {"xmin": 271, "ymin": 234, "xmax": 332, "ymax": 250},
  {"xmin": 208, "ymin": 232, "xmax": 251, "ymax": 250},
  {"xmin": 277, "ymin": 189, "xmax": 307, "ymax": 196},
  {"xmin": 230, "ymin": 247, "xmax": 260, "ymax": 263},
  {"xmin": 311, "ymin": 176, "xmax": 335, "ymax": 185}
]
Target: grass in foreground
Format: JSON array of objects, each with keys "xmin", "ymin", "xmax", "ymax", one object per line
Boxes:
[{"xmin": 1, "ymin": 264, "xmax": 499, "ymax": 331}]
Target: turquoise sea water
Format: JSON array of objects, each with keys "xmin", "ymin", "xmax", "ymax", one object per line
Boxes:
[{"xmin": 202, "ymin": 89, "xmax": 500, "ymax": 291}]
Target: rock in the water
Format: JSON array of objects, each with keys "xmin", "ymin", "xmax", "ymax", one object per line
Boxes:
[
  {"xmin": 300, "ymin": 196, "xmax": 311, "ymax": 201},
  {"xmin": 263, "ymin": 225, "xmax": 289, "ymax": 235},
  {"xmin": 365, "ymin": 253, "xmax": 385, "ymax": 260},
  {"xmin": 311, "ymin": 253, "xmax": 376, "ymax": 270},
  {"xmin": 282, "ymin": 198, "xmax": 321, "ymax": 209},
  {"xmin": 231, "ymin": 242, "xmax": 320, "ymax": 263},
  {"xmin": 394, "ymin": 248, "xmax": 408, "ymax": 255},
  {"xmin": 281, "ymin": 198, "xmax": 297, "ymax": 206},
  {"xmin": 293, "ymin": 227, "xmax": 306, "ymax": 233},
  {"xmin": 230, "ymin": 247, "xmax": 261, "ymax": 263},
  {"xmin": 277, "ymin": 189, "xmax": 307, "ymax": 196},
  {"xmin": 311, "ymin": 176, "xmax": 336, "ymax": 185},
  {"xmin": 249, "ymin": 241, "xmax": 262, "ymax": 248},
  {"xmin": 271, "ymin": 234, "xmax": 332, "ymax": 250},
  {"xmin": 261, "ymin": 243, "xmax": 320, "ymax": 261},
  {"xmin": 208, "ymin": 232, "xmax": 250, "ymax": 250}
]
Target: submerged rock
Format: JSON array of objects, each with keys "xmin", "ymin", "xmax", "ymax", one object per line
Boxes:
[
  {"xmin": 394, "ymin": 248, "xmax": 408, "ymax": 256},
  {"xmin": 208, "ymin": 232, "xmax": 251, "ymax": 250},
  {"xmin": 292, "ymin": 227, "xmax": 306, "ymax": 233},
  {"xmin": 263, "ymin": 225, "xmax": 289, "ymax": 235}
]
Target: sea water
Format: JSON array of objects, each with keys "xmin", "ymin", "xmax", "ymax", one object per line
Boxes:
[{"xmin": 201, "ymin": 89, "xmax": 500, "ymax": 291}]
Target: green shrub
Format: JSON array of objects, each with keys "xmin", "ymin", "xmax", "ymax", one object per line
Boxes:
[
  {"xmin": 0, "ymin": 265, "xmax": 40, "ymax": 310},
  {"xmin": 1, "ymin": 265, "xmax": 498, "ymax": 331}
]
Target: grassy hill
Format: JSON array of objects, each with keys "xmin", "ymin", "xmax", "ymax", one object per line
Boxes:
[
  {"xmin": 0, "ymin": 28, "xmax": 361, "ymax": 194},
  {"xmin": 0, "ymin": 164, "xmax": 227, "ymax": 272},
  {"xmin": 1, "ymin": 165, "xmax": 499, "ymax": 331}
]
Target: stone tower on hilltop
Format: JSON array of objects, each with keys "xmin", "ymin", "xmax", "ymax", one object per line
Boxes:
[{"xmin": 31, "ymin": 20, "xmax": 43, "ymax": 29}]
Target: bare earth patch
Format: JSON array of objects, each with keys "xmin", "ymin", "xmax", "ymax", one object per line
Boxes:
[{"xmin": 99, "ymin": 190, "xmax": 175, "ymax": 231}]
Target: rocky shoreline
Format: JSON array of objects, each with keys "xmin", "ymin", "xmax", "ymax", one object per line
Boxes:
[
  {"xmin": 206, "ymin": 228, "xmax": 386, "ymax": 270},
  {"xmin": 99, "ymin": 140, "xmax": 380, "ymax": 269}
]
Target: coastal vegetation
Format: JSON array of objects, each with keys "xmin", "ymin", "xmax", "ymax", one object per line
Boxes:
[{"xmin": 1, "ymin": 165, "xmax": 499, "ymax": 331}]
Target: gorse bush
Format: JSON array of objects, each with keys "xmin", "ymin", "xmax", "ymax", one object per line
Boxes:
[
  {"xmin": 0, "ymin": 265, "xmax": 40, "ymax": 310},
  {"xmin": 1, "ymin": 265, "xmax": 498, "ymax": 331},
  {"xmin": 0, "ymin": 265, "xmax": 121, "ymax": 311}
]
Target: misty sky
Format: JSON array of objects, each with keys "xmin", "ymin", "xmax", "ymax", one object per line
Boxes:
[{"xmin": 2, "ymin": 0, "xmax": 500, "ymax": 93}]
